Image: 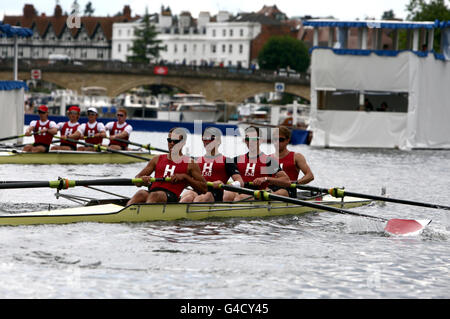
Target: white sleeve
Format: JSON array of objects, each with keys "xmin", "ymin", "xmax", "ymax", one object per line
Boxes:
[
  {"xmin": 125, "ymin": 124, "xmax": 133, "ymax": 134},
  {"xmin": 97, "ymin": 122, "xmax": 106, "ymax": 132},
  {"xmin": 29, "ymin": 120, "xmax": 37, "ymax": 128},
  {"xmin": 77, "ymin": 123, "xmax": 86, "ymax": 134},
  {"xmin": 105, "ymin": 122, "xmax": 114, "ymax": 131},
  {"xmin": 49, "ymin": 121, "xmax": 58, "ymax": 129}
]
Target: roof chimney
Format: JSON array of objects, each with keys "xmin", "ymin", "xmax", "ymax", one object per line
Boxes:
[
  {"xmin": 23, "ymin": 4, "xmax": 37, "ymax": 19},
  {"xmin": 123, "ymin": 5, "xmax": 131, "ymax": 17},
  {"xmin": 54, "ymin": 5, "xmax": 62, "ymax": 17}
]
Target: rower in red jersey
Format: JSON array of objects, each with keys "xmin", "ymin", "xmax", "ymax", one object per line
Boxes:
[
  {"xmin": 23, "ymin": 105, "xmax": 58, "ymax": 153},
  {"xmin": 229, "ymin": 126, "xmax": 290, "ymax": 202},
  {"xmin": 105, "ymin": 108, "xmax": 133, "ymax": 150},
  {"xmin": 127, "ymin": 127, "xmax": 207, "ymax": 204},
  {"xmin": 71, "ymin": 107, "xmax": 106, "ymax": 151},
  {"xmin": 271, "ymin": 126, "xmax": 314, "ymax": 198},
  {"xmin": 179, "ymin": 127, "xmax": 244, "ymax": 203},
  {"xmin": 51, "ymin": 106, "xmax": 81, "ymax": 151}
]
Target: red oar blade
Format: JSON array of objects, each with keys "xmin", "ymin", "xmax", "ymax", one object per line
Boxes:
[{"xmin": 384, "ymin": 219, "xmax": 431, "ymax": 236}]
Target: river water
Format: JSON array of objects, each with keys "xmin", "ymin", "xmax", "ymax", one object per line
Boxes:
[{"xmin": 0, "ymin": 130, "xmax": 449, "ymax": 300}]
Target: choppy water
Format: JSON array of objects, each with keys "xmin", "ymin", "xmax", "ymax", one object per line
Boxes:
[{"xmin": 0, "ymin": 131, "xmax": 449, "ymax": 299}]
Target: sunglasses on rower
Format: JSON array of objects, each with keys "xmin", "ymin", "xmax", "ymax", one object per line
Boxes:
[{"xmin": 167, "ymin": 138, "xmax": 182, "ymax": 144}]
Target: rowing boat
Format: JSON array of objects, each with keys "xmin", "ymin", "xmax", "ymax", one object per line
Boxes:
[
  {"xmin": 0, "ymin": 195, "xmax": 372, "ymax": 226},
  {"xmin": 0, "ymin": 149, "xmax": 154, "ymax": 164}
]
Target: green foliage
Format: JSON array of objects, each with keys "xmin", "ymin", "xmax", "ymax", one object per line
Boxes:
[
  {"xmin": 257, "ymin": 36, "xmax": 310, "ymax": 72},
  {"xmin": 405, "ymin": 0, "xmax": 450, "ymax": 51},
  {"xmin": 127, "ymin": 9, "xmax": 165, "ymax": 64}
]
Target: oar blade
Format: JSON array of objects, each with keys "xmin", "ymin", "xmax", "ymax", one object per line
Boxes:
[{"xmin": 384, "ymin": 219, "xmax": 431, "ymax": 236}]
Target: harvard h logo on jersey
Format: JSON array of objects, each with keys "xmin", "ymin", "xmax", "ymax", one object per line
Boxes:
[
  {"xmin": 163, "ymin": 165, "xmax": 176, "ymax": 177},
  {"xmin": 245, "ymin": 163, "xmax": 256, "ymax": 176},
  {"xmin": 202, "ymin": 162, "xmax": 214, "ymax": 176}
]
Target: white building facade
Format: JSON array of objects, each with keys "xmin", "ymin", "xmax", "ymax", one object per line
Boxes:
[{"xmin": 112, "ymin": 11, "xmax": 261, "ymax": 68}]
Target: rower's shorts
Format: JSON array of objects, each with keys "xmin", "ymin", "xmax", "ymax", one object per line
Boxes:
[
  {"xmin": 33, "ymin": 142, "xmax": 50, "ymax": 153},
  {"xmin": 148, "ymin": 187, "xmax": 179, "ymax": 203}
]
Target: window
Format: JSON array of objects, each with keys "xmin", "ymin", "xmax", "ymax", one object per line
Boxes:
[
  {"xmin": 222, "ymin": 44, "xmax": 226, "ymax": 53},
  {"xmin": 211, "ymin": 44, "xmax": 216, "ymax": 53},
  {"xmin": 317, "ymin": 90, "xmax": 409, "ymax": 112},
  {"xmin": 239, "ymin": 44, "xmax": 243, "ymax": 54},
  {"xmin": 118, "ymin": 44, "xmax": 121, "ymax": 52},
  {"xmin": 222, "ymin": 29, "xmax": 226, "ymax": 37},
  {"xmin": 229, "ymin": 29, "xmax": 233, "ymax": 37},
  {"xmin": 212, "ymin": 29, "xmax": 216, "ymax": 37},
  {"xmin": 183, "ymin": 44, "xmax": 187, "ymax": 53},
  {"xmin": 174, "ymin": 44, "xmax": 178, "ymax": 53},
  {"xmin": 240, "ymin": 29, "xmax": 244, "ymax": 36},
  {"xmin": 229, "ymin": 44, "xmax": 232, "ymax": 53}
]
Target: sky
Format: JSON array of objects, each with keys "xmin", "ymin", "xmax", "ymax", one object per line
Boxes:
[{"xmin": 1, "ymin": 0, "xmax": 414, "ymax": 21}]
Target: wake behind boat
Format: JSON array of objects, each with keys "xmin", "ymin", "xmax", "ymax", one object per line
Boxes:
[{"xmin": 0, "ymin": 149, "xmax": 154, "ymax": 164}]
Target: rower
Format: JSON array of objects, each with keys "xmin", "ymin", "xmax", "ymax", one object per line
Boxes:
[
  {"xmin": 51, "ymin": 106, "xmax": 81, "ymax": 151},
  {"xmin": 105, "ymin": 108, "xmax": 133, "ymax": 150},
  {"xmin": 71, "ymin": 107, "xmax": 106, "ymax": 151},
  {"xmin": 179, "ymin": 126, "xmax": 244, "ymax": 203},
  {"xmin": 23, "ymin": 105, "xmax": 58, "ymax": 153},
  {"xmin": 229, "ymin": 126, "xmax": 290, "ymax": 201},
  {"xmin": 271, "ymin": 125, "xmax": 314, "ymax": 198},
  {"xmin": 127, "ymin": 127, "xmax": 207, "ymax": 204}
]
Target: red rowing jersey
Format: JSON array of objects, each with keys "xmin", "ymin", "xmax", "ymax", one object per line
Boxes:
[
  {"xmin": 277, "ymin": 151, "xmax": 299, "ymax": 181},
  {"xmin": 59, "ymin": 122, "xmax": 80, "ymax": 147},
  {"xmin": 83, "ymin": 122, "xmax": 103, "ymax": 145},
  {"xmin": 33, "ymin": 120, "xmax": 55, "ymax": 145},
  {"xmin": 108, "ymin": 122, "xmax": 130, "ymax": 148},
  {"xmin": 150, "ymin": 154, "xmax": 190, "ymax": 197},
  {"xmin": 235, "ymin": 153, "xmax": 280, "ymax": 189},
  {"xmin": 196, "ymin": 155, "xmax": 239, "ymax": 183}
]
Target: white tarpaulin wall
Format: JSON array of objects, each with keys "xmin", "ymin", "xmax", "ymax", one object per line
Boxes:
[
  {"xmin": 0, "ymin": 81, "xmax": 27, "ymax": 141},
  {"xmin": 309, "ymin": 49, "xmax": 450, "ymax": 149}
]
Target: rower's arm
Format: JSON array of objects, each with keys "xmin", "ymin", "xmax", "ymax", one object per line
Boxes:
[
  {"xmin": 295, "ymin": 153, "xmax": 314, "ymax": 185},
  {"xmin": 135, "ymin": 155, "xmax": 158, "ymax": 185},
  {"xmin": 186, "ymin": 161, "xmax": 208, "ymax": 194},
  {"xmin": 267, "ymin": 170, "xmax": 291, "ymax": 187}
]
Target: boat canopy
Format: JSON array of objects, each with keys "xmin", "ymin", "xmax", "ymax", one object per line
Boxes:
[
  {"xmin": 0, "ymin": 81, "xmax": 28, "ymax": 142},
  {"xmin": 307, "ymin": 20, "xmax": 450, "ymax": 149}
]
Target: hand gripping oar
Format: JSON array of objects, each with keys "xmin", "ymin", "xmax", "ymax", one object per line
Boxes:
[
  {"xmin": 292, "ymin": 184, "xmax": 450, "ymax": 211},
  {"xmin": 0, "ymin": 177, "xmax": 171, "ymax": 190},
  {"xmin": 104, "ymin": 136, "xmax": 169, "ymax": 153},
  {"xmin": 217, "ymin": 183, "xmax": 431, "ymax": 236},
  {"xmin": 53, "ymin": 136, "xmax": 151, "ymax": 161}
]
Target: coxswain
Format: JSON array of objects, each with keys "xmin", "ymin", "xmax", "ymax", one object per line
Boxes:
[
  {"xmin": 229, "ymin": 126, "xmax": 290, "ymax": 201},
  {"xmin": 179, "ymin": 126, "xmax": 244, "ymax": 203},
  {"xmin": 23, "ymin": 105, "xmax": 58, "ymax": 153},
  {"xmin": 71, "ymin": 107, "xmax": 106, "ymax": 151},
  {"xmin": 105, "ymin": 108, "xmax": 133, "ymax": 150},
  {"xmin": 271, "ymin": 126, "xmax": 314, "ymax": 198},
  {"xmin": 127, "ymin": 127, "xmax": 207, "ymax": 204},
  {"xmin": 51, "ymin": 106, "xmax": 81, "ymax": 151}
]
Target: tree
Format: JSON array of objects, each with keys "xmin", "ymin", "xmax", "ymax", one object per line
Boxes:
[
  {"xmin": 84, "ymin": 1, "xmax": 95, "ymax": 16},
  {"xmin": 405, "ymin": 0, "xmax": 450, "ymax": 51},
  {"xmin": 257, "ymin": 36, "xmax": 310, "ymax": 72},
  {"xmin": 127, "ymin": 9, "xmax": 165, "ymax": 64},
  {"xmin": 381, "ymin": 10, "xmax": 396, "ymax": 20}
]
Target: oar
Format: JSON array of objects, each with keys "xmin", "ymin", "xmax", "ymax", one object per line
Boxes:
[
  {"xmin": 292, "ymin": 184, "xmax": 450, "ymax": 211},
  {"xmin": 0, "ymin": 177, "xmax": 171, "ymax": 190},
  {"xmin": 53, "ymin": 136, "xmax": 151, "ymax": 161},
  {"xmin": 217, "ymin": 183, "xmax": 431, "ymax": 236},
  {"xmin": 104, "ymin": 136, "xmax": 169, "ymax": 153},
  {"xmin": 0, "ymin": 133, "xmax": 36, "ymax": 142}
]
